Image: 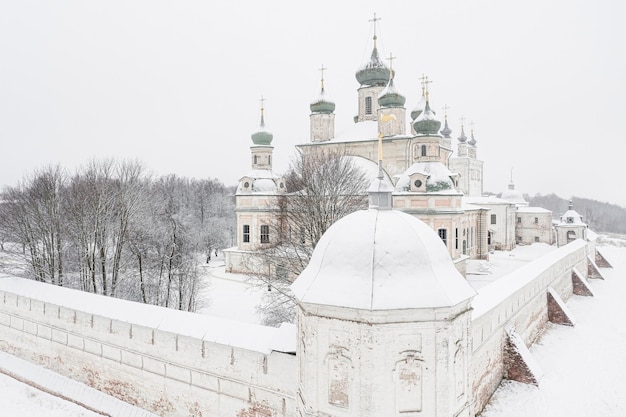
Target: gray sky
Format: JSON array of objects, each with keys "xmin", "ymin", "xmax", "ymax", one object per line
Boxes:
[{"xmin": 1, "ymin": 1, "xmax": 624, "ymax": 207}]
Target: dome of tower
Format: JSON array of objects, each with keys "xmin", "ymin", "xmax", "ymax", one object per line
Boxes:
[
  {"xmin": 355, "ymin": 46, "xmax": 390, "ymax": 87},
  {"xmin": 559, "ymin": 201, "xmax": 586, "ymax": 225},
  {"xmin": 310, "ymin": 89, "xmax": 335, "ymax": 114},
  {"xmin": 440, "ymin": 118, "xmax": 452, "ymax": 138},
  {"xmin": 457, "ymin": 126, "xmax": 467, "ymax": 143},
  {"xmin": 377, "ymin": 76, "xmax": 406, "ymax": 108},
  {"xmin": 468, "ymin": 130, "xmax": 477, "ymax": 146},
  {"xmin": 500, "ymin": 183, "xmax": 528, "ymax": 207},
  {"xmin": 291, "ymin": 207, "xmax": 475, "ymax": 310},
  {"xmin": 251, "ymin": 115, "xmax": 273, "ymax": 146},
  {"xmin": 410, "ymin": 94, "xmax": 426, "ymax": 120},
  {"xmin": 412, "ymin": 99, "xmax": 441, "ymax": 135}
]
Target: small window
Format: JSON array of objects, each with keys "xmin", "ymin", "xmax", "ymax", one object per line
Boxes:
[
  {"xmin": 534, "ymin": 217, "xmax": 539, "ymax": 224},
  {"xmin": 421, "ymin": 144, "xmax": 427, "ymax": 156},
  {"xmin": 517, "ymin": 217, "xmax": 521, "ymax": 224},
  {"xmin": 414, "ymin": 179, "xmax": 423, "ymax": 188},
  {"xmin": 243, "ymin": 225, "xmax": 250, "ymax": 243},
  {"xmin": 490, "ymin": 214, "xmax": 497, "ymax": 225},
  {"xmin": 299, "ymin": 227, "xmax": 306, "ymax": 245},
  {"xmin": 260, "ymin": 225, "xmax": 270, "ymax": 243},
  {"xmin": 566, "ymin": 217, "xmax": 574, "ymax": 224},
  {"xmin": 365, "ymin": 96, "xmax": 372, "ymax": 115},
  {"xmin": 535, "ymin": 236, "xmax": 540, "ymax": 242},
  {"xmin": 455, "ymin": 228, "xmax": 459, "ymax": 250},
  {"xmin": 243, "ymin": 181, "xmax": 250, "ymax": 188},
  {"xmin": 253, "ymin": 155, "xmax": 258, "ymax": 164},
  {"xmin": 438, "ymin": 228, "xmax": 447, "ymax": 246},
  {"xmin": 268, "ymin": 155, "xmax": 271, "ymax": 165}
]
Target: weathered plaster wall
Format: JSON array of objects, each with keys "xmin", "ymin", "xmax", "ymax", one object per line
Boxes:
[{"xmin": 0, "ymin": 283, "xmax": 296, "ymax": 417}]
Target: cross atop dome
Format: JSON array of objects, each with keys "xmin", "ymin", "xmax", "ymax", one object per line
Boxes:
[{"xmin": 369, "ymin": 12, "xmax": 381, "ymax": 46}]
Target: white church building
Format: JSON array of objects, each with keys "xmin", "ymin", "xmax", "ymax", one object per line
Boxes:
[
  {"xmin": 224, "ymin": 22, "xmax": 554, "ymax": 276},
  {"xmin": 0, "ymin": 14, "xmax": 612, "ymax": 417}
]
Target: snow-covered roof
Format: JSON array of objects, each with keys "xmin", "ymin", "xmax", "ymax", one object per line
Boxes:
[
  {"xmin": 0, "ymin": 276, "xmax": 295, "ymax": 354},
  {"xmin": 394, "ymin": 161, "xmax": 461, "ymax": 195},
  {"xmin": 330, "ymin": 120, "xmax": 412, "ymax": 143},
  {"xmin": 236, "ymin": 169, "xmax": 283, "ymax": 195},
  {"xmin": 516, "ymin": 206, "xmax": 552, "ymax": 214},
  {"xmin": 500, "ymin": 189, "xmax": 528, "ymax": 206},
  {"xmin": 464, "ymin": 196, "xmax": 515, "ymax": 205},
  {"xmin": 343, "ymin": 155, "xmax": 392, "ymax": 184},
  {"xmin": 559, "ymin": 209, "xmax": 586, "ymax": 225},
  {"xmin": 291, "ymin": 209, "xmax": 476, "ymax": 310}
]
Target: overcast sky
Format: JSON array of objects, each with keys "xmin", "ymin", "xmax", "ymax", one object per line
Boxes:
[{"xmin": 1, "ymin": 1, "xmax": 624, "ymax": 207}]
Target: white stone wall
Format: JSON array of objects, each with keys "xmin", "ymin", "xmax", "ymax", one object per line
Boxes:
[
  {"xmin": 0, "ymin": 283, "xmax": 296, "ymax": 417},
  {"xmin": 469, "ymin": 239, "xmax": 589, "ymax": 412}
]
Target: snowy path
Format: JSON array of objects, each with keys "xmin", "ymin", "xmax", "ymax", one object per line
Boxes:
[{"xmin": 0, "ymin": 351, "xmax": 158, "ymax": 417}]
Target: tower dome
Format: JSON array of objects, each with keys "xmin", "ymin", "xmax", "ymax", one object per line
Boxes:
[
  {"xmin": 310, "ymin": 73, "xmax": 336, "ymax": 115},
  {"xmin": 440, "ymin": 107, "xmax": 452, "ymax": 138},
  {"xmin": 468, "ymin": 128, "xmax": 477, "ymax": 146},
  {"xmin": 291, "ymin": 207, "xmax": 475, "ymax": 310},
  {"xmin": 355, "ymin": 45, "xmax": 390, "ymax": 87},
  {"xmin": 457, "ymin": 124, "xmax": 468, "ymax": 143},
  {"xmin": 377, "ymin": 74, "xmax": 406, "ymax": 108},
  {"xmin": 251, "ymin": 107, "xmax": 273, "ymax": 146},
  {"xmin": 410, "ymin": 92, "xmax": 426, "ymax": 120},
  {"xmin": 412, "ymin": 94, "xmax": 441, "ymax": 135}
]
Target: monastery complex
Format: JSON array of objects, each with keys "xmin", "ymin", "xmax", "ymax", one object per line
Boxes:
[{"xmin": 0, "ymin": 16, "xmax": 615, "ymax": 417}]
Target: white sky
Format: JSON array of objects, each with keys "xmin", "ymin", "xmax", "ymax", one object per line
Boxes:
[{"xmin": 1, "ymin": 1, "xmax": 624, "ymax": 207}]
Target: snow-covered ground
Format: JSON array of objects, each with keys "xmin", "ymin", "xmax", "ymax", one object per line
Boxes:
[
  {"xmin": 0, "ymin": 373, "xmax": 101, "ymax": 417},
  {"xmin": 0, "ymin": 241, "xmax": 624, "ymax": 415}
]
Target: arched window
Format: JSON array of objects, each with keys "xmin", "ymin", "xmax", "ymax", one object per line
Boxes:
[
  {"xmin": 421, "ymin": 144, "xmax": 427, "ymax": 156},
  {"xmin": 365, "ymin": 96, "xmax": 372, "ymax": 115}
]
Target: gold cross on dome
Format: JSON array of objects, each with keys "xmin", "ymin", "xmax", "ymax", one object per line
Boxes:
[{"xmin": 369, "ymin": 12, "xmax": 381, "ymax": 38}]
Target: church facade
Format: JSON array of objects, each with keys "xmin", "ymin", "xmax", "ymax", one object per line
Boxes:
[{"xmin": 224, "ymin": 23, "xmax": 554, "ymax": 276}]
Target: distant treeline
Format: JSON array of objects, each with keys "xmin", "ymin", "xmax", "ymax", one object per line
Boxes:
[
  {"xmin": 0, "ymin": 159, "xmax": 235, "ymax": 312},
  {"xmin": 528, "ymin": 193, "xmax": 626, "ymax": 234}
]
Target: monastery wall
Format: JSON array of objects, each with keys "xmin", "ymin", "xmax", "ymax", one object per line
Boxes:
[
  {"xmin": 469, "ymin": 239, "xmax": 589, "ymax": 412},
  {"xmin": 0, "ymin": 279, "xmax": 296, "ymax": 417}
]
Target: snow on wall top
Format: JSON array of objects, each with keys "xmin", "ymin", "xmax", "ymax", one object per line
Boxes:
[
  {"xmin": 471, "ymin": 238, "xmax": 587, "ymax": 319},
  {"xmin": 0, "ymin": 276, "xmax": 295, "ymax": 354},
  {"xmin": 291, "ymin": 208, "xmax": 476, "ymax": 310}
]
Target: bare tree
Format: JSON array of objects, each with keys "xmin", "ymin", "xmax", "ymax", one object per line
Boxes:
[
  {"xmin": 246, "ymin": 148, "xmax": 371, "ymax": 325},
  {"xmin": 1, "ymin": 165, "xmax": 66, "ymax": 284}
]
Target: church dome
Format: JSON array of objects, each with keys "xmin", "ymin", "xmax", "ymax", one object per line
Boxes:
[
  {"xmin": 355, "ymin": 46, "xmax": 390, "ymax": 87},
  {"xmin": 251, "ymin": 114, "xmax": 273, "ymax": 146},
  {"xmin": 412, "ymin": 99, "xmax": 441, "ymax": 135},
  {"xmin": 310, "ymin": 89, "xmax": 335, "ymax": 114},
  {"xmin": 440, "ymin": 118, "xmax": 452, "ymax": 138},
  {"xmin": 500, "ymin": 184, "xmax": 528, "ymax": 206},
  {"xmin": 457, "ymin": 125, "xmax": 468, "ymax": 143},
  {"xmin": 410, "ymin": 94, "xmax": 426, "ymax": 120},
  {"xmin": 291, "ymin": 208, "xmax": 475, "ymax": 310},
  {"xmin": 377, "ymin": 76, "xmax": 406, "ymax": 108},
  {"xmin": 468, "ymin": 130, "xmax": 477, "ymax": 146}
]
